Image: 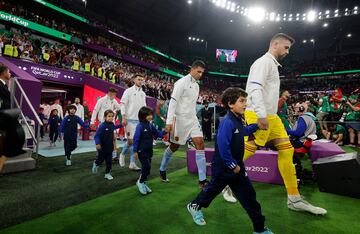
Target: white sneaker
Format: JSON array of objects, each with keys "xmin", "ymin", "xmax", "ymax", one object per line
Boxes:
[
  {"xmin": 65, "ymin": 160, "xmax": 71, "ymax": 166},
  {"xmin": 129, "ymin": 162, "xmax": 141, "ymax": 171},
  {"xmin": 104, "ymin": 173, "xmax": 114, "ymax": 180},
  {"xmin": 119, "ymin": 154, "xmax": 125, "ymax": 167},
  {"xmin": 92, "ymin": 161, "xmax": 98, "ymax": 173},
  {"xmin": 287, "ymin": 197, "xmax": 327, "ymax": 215},
  {"xmin": 222, "ymin": 186, "xmax": 237, "ymax": 203}
]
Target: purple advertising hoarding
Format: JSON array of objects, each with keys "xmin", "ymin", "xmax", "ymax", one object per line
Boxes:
[
  {"xmin": 84, "ymin": 42, "xmax": 119, "ymax": 57},
  {"xmin": 5, "ymin": 58, "xmax": 157, "ymax": 110},
  {"xmin": 6, "ymin": 58, "xmax": 84, "ymax": 86}
]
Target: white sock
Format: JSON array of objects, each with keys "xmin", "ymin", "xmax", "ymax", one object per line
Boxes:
[{"xmin": 288, "ymin": 195, "xmax": 302, "ymax": 202}]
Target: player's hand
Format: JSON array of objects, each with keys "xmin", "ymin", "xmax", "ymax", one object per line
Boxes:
[
  {"xmin": 257, "ymin": 118, "xmax": 268, "ymax": 130},
  {"xmin": 164, "ymin": 124, "xmax": 172, "ymax": 133},
  {"xmin": 122, "ymin": 118, "xmax": 128, "ymax": 126},
  {"xmin": 134, "ymin": 152, "xmax": 138, "ymax": 160},
  {"xmin": 233, "ymin": 165, "xmax": 241, "ymax": 174},
  {"xmin": 96, "ymin": 144, "xmax": 101, "ymax": 150}
]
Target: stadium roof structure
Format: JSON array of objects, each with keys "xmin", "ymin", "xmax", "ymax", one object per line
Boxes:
[{"xmin": 88, "ymin": 0, "xmax": 360, "ymax": 59}]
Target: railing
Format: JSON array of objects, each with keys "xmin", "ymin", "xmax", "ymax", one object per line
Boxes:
[{"xmin": 9, "ymin": 77, "xmax": 43, "ymax": 156}]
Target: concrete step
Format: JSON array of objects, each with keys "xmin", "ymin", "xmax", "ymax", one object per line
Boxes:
[{"xmin": 2, "ymin": 148, "xmax": 36, "ymax": 174}]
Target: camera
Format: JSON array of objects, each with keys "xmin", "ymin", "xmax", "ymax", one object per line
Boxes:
[{"xmin": 0, "ymin": 109, "xmax": 25, "ymax": 157}]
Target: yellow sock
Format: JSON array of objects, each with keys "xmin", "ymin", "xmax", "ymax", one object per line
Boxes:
[
  {"xmin": 243, "ymin": 143, "xmax": 257, "ymax": 161},
  {"xmin": 275, "ymin": 141, "xmax": 299, "ymax": 195}
]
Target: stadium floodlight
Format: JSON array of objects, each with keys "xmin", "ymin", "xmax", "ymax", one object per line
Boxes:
[
  {"xmin": 347, "ymin": 33, "xmax": 352, "ymax": 38},
  {"xmin": 230, "ymin": 19, "xmax": 233, "ymax": 22},
  {"xmin": 187, "ymin": 0, "xmax": 192, "ymax": 4},
  {"xmin": 303, "ymin": 40, "xmax": 307, "ymax": 43},
  {"xmin": 335, "ymin": 13, "xmax": 338, "ymax": 17},
  {"xmin": 296, "ymin": 13, "xmax": 300, "ymax": 16},
  {"xmin": 335, "ymin": 9, "xmax": 339, "ymax": 13},
  {"xmin": 188, "ymin": 36, "xmax": 191, "ymax": 40},
  {"xmin": 307, "ymin": 10, "xmax": 316, "ymax": 22},
  {"xmin": 323, "ymin": 23, "xmax": 328, "ymax": 27},
  {"xmin": 296, "ymin": 17, "xmax": 299, "ymax": 21},
  {"xmin": 201, "ymin": 39, "xmax": 204, "ymax": 42},
  {"xmin": 325, "ymin": 10, "xmax": 330, "ymax": 14},
  {"xmin": 355, "ymin": 6, "xmax": 358, "ymax": 10},
  {"xmin": 276, "ymin": 16, "xmax": 280, "ymax": 22},
  {"xmin": 247, "ymin": 7, "xmax": 266, "ymax": 23},
  {"xmin": 354, "ymin": 10, "xmax": 358, "ymax": 14},
  {"xmin": 310, "ymin": 39, "xmax": 315, "ymax": 43},
  {"xmin": 269, "ymin": 12, "xmax": 275, "ymax": 21},
  {"xmin": 196, "ymin": 38, "xmax": 200, "ymax": 41}
]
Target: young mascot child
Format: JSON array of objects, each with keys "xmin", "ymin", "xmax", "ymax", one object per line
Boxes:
[
  {"xmin": 61, "ymin": 105, "xmax": 86, "ymax": 166},
  {"xmin": 133, "ymin": 106, "xmax": 165, "ymax": 194},
  {"xmin": 92, "ymin": 110, "xmax": 122, "ymax": 180},
  {"xmin": 48, "ymin": 109, "xmax": 61, "ymax": 147},
  {"xmin": 186, "ymin": 87, "xmax": 273, "ymax": 234}
]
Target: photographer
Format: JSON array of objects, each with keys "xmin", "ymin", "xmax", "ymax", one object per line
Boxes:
[
  {"xmin": 344, "ymin": 95, "xmax": 360, "ymax": 146},
  {"xmin": 0, "ymin": 64, "xmax": 12, "ymax": 172},
  {"xmin": 286, "ymin": 102, "xmax": 317, "ymax": 148}
]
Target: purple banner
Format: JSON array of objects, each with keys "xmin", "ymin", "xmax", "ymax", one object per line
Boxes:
[
  {"xmin": 122, "ymin": 55, "xmax": 159, "ymax": 70},
  {"xmin": 84, "ymin": 42, "xmax": 119, "ymax": 57},
  {"xmin": 187, "ymin": 148, "xmax": 284, "ymax": 185},
  {"xmin": 7, "ymin": 58, "xmax": 83, "ymax": 86},
  {"xmin": 0, "ymin": 57, "xmax": 42, "ymax": 123}
]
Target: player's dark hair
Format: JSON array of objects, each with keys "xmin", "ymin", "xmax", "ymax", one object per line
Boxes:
[
  {"xmin": 108, "ymin": 87, "xmax": 117, "ymax": 93},
  {"xmin": 271, "ymin": 33, "xmax": 295, "ymax": 45},
  {"xmin": 0, "ymin": 63, "xmax": 9, "ymax": 75},
  {"xmin": 191, "ymin": 60, "xmax": 205, "ymax": 69}
]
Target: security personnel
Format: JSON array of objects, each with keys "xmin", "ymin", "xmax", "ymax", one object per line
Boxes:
[
  {"xmin": 84, "ymin": 63, "xmax": 91, "ymax": 73},
  {"xmin": 97, "ymin": 67, "xmax": 103, "ymax": 78},
  {"xmin": 72, "ymin": 59, "xmax": 80, "ymax": 71},
  {"xmin": 4, "ymin": 44, "xmax": 13, "ymax": 57}
]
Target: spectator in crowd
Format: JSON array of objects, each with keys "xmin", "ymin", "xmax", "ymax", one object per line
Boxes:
[{"xmin": 345, "ymin": 95, "xmax": 360, "ymax": 146}]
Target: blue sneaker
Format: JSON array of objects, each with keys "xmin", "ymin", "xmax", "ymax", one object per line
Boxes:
[
  {"xmin": 187, "ymin": 203, "xmax": 206, "ymax": 226},
  {"xmin": 254, "ymin": 227, "xmax": 274, "ymax": 234},
  {"xmin": 92, "ymin": 161, "xmax": 98, "ymax": 173},
  {"xmin": 144, "ymin": 182, "xmax": 152, "ymax": 193},
  {"xmin": 136, "ymin": 180, "xmax": 147, "ymax": 195}
]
